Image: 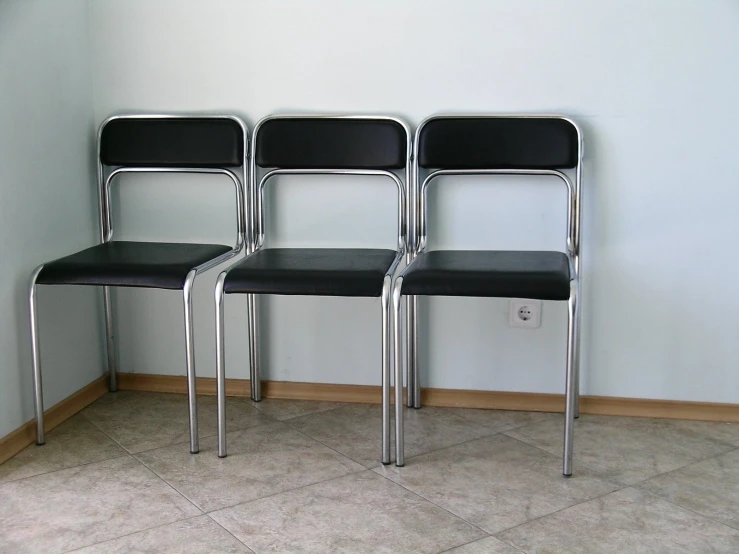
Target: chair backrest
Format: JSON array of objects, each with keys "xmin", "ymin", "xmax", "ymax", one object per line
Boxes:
[
  {"xmin": 100, "ymin": 116, "xmax": 245, "ymax": 168},
  {"xmin": 251, "ymin": 115, "xmax": 411, "ymax": 251},
  {"xmin": 97, "ymin": 114, "xmax": 248, "ymax": 250},
  {"xmin": 255, "ymin": 117, "xmax": 407, "ymax": 170},
  {"xmin": 414, "ymin": 114, "xmax": 583, "ymax": 267},
  {"xmin": 418, "ymin": 116, "xmax": 579, "ymax": 170}
]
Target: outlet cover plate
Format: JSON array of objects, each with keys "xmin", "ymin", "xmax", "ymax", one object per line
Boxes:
[{"xmin": 509, "ymin": 299, "xmax": 542, "ymax": 328}]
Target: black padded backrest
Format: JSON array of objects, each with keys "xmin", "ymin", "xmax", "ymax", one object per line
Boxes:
[
  {"xmin": 418, "ymin": 117, "xmax": 579, "ymax": 170},
  {"xmin": 100, "ymin": 117, "xmax": 244, "ymax": 168},
  {"xmin": 255, "ymin": 118, "xmax": 407, "ymax": 170}
]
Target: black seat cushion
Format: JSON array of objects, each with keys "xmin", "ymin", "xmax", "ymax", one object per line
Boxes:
[
  {"xmin": 401, "ymin": 250, "xmax": 571, "ymax": 300},
  {"xmin": 37, "ymin": 241, "xmax": 232, "ymax": 290},
  {"xmin": 223, "ymin": 248, "xmax": 398, "ymax": 297}
]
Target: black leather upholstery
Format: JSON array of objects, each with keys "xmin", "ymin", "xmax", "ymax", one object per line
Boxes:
[
  {"xmin": 418, "ymin": 117, "xmax": 578, "ymax": 169},
  {"xmin": 401, "ymin": 250, "xmax": 571, "ymax": 300},
  {"xmin": 255, "ymin": 118, "xmax": 407, "ymax": 169},
  {"xmin": 37, "ymin": 241, "xmax": 232, "ymax": 290},
  {"xmin": 100, "ymin": 117, "xmax": 244, "ymax": 168},
  {"xmin": 223, "ymin": 248, "xmax": 397, "ymax": 297}
]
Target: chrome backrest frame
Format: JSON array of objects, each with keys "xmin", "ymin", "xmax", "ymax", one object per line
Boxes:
[
  {"xmin": 249, "ymin": 114, "xmax": 412, "ymax": 255},
  {"xmin": 412, "ymin": 113, "xmax": 583, "ymax": 278},
  {"xmin": 96, "ymin": 113, "xmax": 249, "ymax": 254}
]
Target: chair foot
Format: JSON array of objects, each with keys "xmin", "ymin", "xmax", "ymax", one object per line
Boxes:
[{"xmin": 563, "ymin": 472, "xmax": 572, "ymax": 478}]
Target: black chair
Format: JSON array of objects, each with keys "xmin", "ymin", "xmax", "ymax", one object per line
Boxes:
[
  {"xmin": 214, "ymin": 115, "xmax": 411, "ymax": 464},
  {"xmin": 29, "ymin": 114, "xmax": 248, "ymax": 454},
  {"xmin": 392, "ymin": 115, "xmax": 583, "ymax": 475}
]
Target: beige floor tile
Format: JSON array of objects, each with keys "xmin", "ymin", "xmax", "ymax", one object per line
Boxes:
[
  {"xmin": 444, "ymin": 536, "xmax": 523, "ymax": 553},
  {"xmin": 448, "ymin": 408, "xmax": 558, "ymax": 433},
  {"xmin": 0, "ymin": 414, "xmax": 126, "ymax": 483},
  {"xmin": 640, "ymin": 448, "xmax": 739, "ymax": 530},
  {"xmin": 506, "ymin": 414, "xmax": 736, "ymax": 485},
  {"xmin": 210, "ymin": 471, "xmax": 486, "ymax": 554},
  {"xmin": 136, "ymin": 422, "xmax": 365, "ymax": 512},
  {"xmin": 0, "ymin": 456, "xmax": 200, "ymax": 554},
  {"xmin": 249, "ymin": 397, "xmax": 346, "ymax": 420},
  {"xmin": 288, "ymin": 403, "xmax": 493, "ymax": 468},
  {"xmin": 376, "ymin": 434, "xmax": 620, "ymax": 534},
  {"xmin": 498, "ymin": 487, "xmax": 739, "ymax": 553},
  {"xmin": 68, "ymin": 515, "xmax": 253, "ymax": 553},
  {"xmin": 82, "ymin": 392, "xmax": 272, "ymax": 454}
]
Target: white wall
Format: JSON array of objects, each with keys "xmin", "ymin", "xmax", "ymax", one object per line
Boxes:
[
  {"xmin": 0, "ymin": 0, "xmax": 103, "ymax": 438},
  {"xmin": 87, "ymin": 0, "xmax": 739, "ymax": 403}
]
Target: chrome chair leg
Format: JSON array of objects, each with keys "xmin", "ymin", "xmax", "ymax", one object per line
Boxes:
[
  {"xmin": 563, "ymin": 280, "xmax": 578, "ymax": 476},
  {"xmin": 215, "ymin": 271, "xmax": 228, "ymax": 458},
  {"xmin": 574, "ymin": 354, "xmax": 581, "ymax": 419},
  {"xmin": 392, "ymin": 278, "xmax": 405, "ymax": 467},
  {"xmin": 406, "ymin": 296, "xmax": 415, "ymax": 408},
  {"xmin": 410, "ymin": 295, "xmax": 421, "ymax": 408},
  {"xmin": 183, "ymin": 271, "xmax": 199, "ymax": 454},
  {"xmin": 247, "ymin": 293, "xmax": 261, "ymax": 402},
  {"xmin": 573, "ymin": 284, "xmax": 582, "ymax": 419},
  {"xmin": 381, "ymin": 276, "xmax": 392, "ymax": 465},
  {"xmin": 103, "ymin": 285, "xmax": 118, "ymax": 392},
  {"xmin": 29, "ymin": 265, "xmax": 45, "ymax": 445}
]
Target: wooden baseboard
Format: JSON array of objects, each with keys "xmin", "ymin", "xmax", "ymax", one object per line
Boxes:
[
  {"xmin": 0, "ymin": 374, "xmax": 109, "ymax": 465},
  {"xmin": 116, "ymin": 372, "xmax": 739, "ymax": 423}
]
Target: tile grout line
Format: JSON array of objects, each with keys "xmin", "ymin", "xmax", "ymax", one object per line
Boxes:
[
  {"xmin": 130, "ymin": 422, "xmax": 368, "ymax": 516},
  {"xmin": 634, "ymin": 471, "xmax": 739, "ymax": 533},
  {"xmin": 205, "ymin": 468, "xmax": 378, "ymax": 517},
  {"xmin": 439, "ymin": 536, "xmax": 527, "ymax": 554},
  {"xmin": 377, "ymin": 460, "xmax": 616, "ymax": 544},
  {"xmin": 501, "ymin": 415, "xmax": 739, "ymax": 483},
  {"xmin": 59, "ymin": 514, "xmax": 206, "ymax": 554},
  {"xmin": 626, "ymin": 445, "xmax": 739, "ymax": 488},
  {"xmin": 487, "ymin": 486, "xmax": 633, "ymax": 545},
  {"xmin": 247, "ymin": 397, "xmax": 350, "ymax": 420},
  {"xmin": 206, "ymin": 467, "xmax": 493, "ymax": 553},
  {"xmin": 79, "ymin": 409, "xmax": 135, "ymax": 454},
  {"xmin": 204, "ymin": 512, "xmax": 257, "ymax": 553},
  {"xmin": 281, "ymin": 407, "xmax": 501, "ymax": 469},
  {"xmin": 0, "ymin": 452, "xmax": 133, "ymax": 486},
  {"xmin": 501, "ymin": 431, "xmax": 627, "ymax": 483},
  {"xmin": 79, "ymin": 396, "xmax": 280, "ymax": 457},
  {"xmin": 133, "ymin": 451, "xmax": 210, "ymax": 514},
  {"xmin": 371, "ymin": 469, "xmax": 493, "ymax": 539},
  {"xmin": 282, "ymin": 418, "xmax": 391, "ymax": 469}
]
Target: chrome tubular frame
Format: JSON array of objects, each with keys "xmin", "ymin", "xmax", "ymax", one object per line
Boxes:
[
  {"xmin": 30, "ymin": 114, "xmax": 248, "ymax": 452},
  {"xmin": 216, "ymin": 114, "xmax": 411, "ymax": 462},
  {"xmin": 393, "ymin": 114, "xmax": 583, "ymax": 474}
]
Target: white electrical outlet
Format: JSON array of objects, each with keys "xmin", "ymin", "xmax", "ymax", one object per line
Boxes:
[{"xmin": 509, "ymin": 299, "xmax": 542, "ymax": 328}]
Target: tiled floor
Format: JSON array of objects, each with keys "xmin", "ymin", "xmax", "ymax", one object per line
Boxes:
[{"xmin": 2, "ymin": 392, "xmax": 739, "ymax": 553}]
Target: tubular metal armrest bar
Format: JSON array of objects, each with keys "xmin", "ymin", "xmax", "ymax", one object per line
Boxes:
[{"xmin": 30, "ymin": 114, "xmax": 248, "ymax": 454}]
